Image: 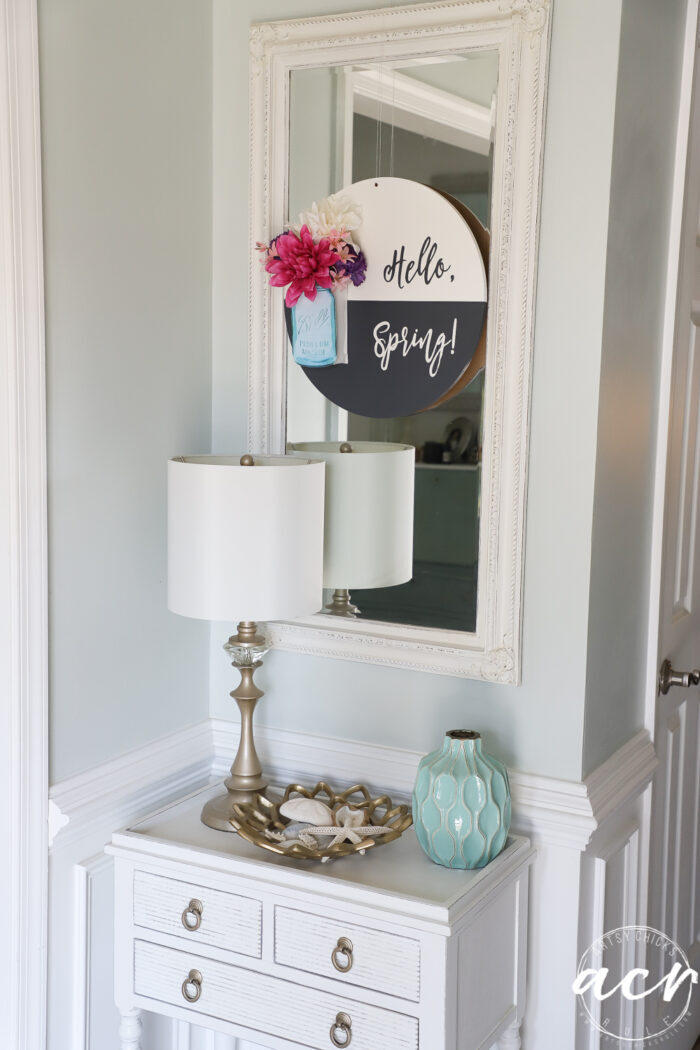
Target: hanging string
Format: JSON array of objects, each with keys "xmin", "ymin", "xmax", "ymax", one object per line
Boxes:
[
  {"xmin": 375, "ymin": 48, "xmax": 385, "ymax": 177},
  {"xmin": 387, "ymin": 0, "xmax": 400, "ymax": 179},
  {"xmin": 388, "ymin": 0, "xmax": 398, "ymax": 180},
  {"xmin": 374, "ymin": 0, "xmax": 399, "ymax": 179},
  {"xmin": 374, "ymin": 5, "xmax": 389, "ymax": 178},
  {"xmin": 389, "ymin": 58, "xmax": 397, "ymax": 178}
]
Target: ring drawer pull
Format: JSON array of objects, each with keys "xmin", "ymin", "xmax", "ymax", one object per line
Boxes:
[
  {"xmin": 329, "ymin": 1012, "xmax": 352, "ymax": 1047},
  {"xmin": 331, "ymin": 936, "xmax": 353, "ymax": 972},
  {"xmin": 181, "ymin": 899, "xmax": 203, "ymax": 931},
  {"xmin": 181, "ymin": 969, "xmax": 203, "ymax": 1003}
]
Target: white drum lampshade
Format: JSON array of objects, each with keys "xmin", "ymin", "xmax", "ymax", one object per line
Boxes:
[
  {"xmin": 288, "ymin": 442, "xmax": 415, "ymax": 615},
  {"xmin": 167, "ymin": 454, "xmax": 325, "ymax": 831},
  {"xmin": 168, "ymin": 455, "xmax": 325, "ymax": 623}
]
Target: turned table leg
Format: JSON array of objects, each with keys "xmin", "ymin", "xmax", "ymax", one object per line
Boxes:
[
  {"xmin": 118, "ymin": 1008, "xmax": 142, "ymax": 1050},
  {"xmin": 496, "ymin": 1019, "xmax": 521, "ymax": 1049}
]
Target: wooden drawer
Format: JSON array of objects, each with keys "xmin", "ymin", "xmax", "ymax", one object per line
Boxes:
[
  {"xmin": 134, "ymin": 940, "xmax": 419, "ymax": 1050},
  {"xmin": 133, "ymin": 871, "xmax": 261, "ymax": 958},
  {"xmin": 274, "ymin": 906, "xmax": 420, "ymax": 1003}
]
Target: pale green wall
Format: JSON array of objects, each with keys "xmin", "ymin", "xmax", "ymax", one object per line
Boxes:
[
  {"xmin": 40, "ymin": 0, "xmax": 213, "ymax": 782},
  {"xmin": 210, "ymin": 0, "xmax": 627, "ymax": 780},
  {"xmin": 583, "ymin": 0, "xmax": 687, "ymax": 775},
  {"xmin": 41, "ymin": 0, "xmax": 686, "ymax": 785}
]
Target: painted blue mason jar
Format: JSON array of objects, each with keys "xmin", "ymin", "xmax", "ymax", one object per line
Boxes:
[
  {"xmin": 412, "ymin": 730, "xmax": 511, "ymax": 869},
  {"xmin": 290, "ymin": 287, "xmax": 337, "ymax": 368}
]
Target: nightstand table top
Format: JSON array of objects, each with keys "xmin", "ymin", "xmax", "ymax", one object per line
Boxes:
[{"xmin": 110, "ymin": 783, "xmax": 533, "ymax": 926}]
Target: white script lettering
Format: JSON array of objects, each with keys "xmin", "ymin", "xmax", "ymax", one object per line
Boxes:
[
  {"xmin": 572, "ymin": 963, "xmax": 698, "ymax": 1003},
  {"xmin": 372, "ymin": 319, "xmax": 458, "ymax": 378}
]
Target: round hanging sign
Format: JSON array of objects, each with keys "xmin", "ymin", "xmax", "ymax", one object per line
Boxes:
[{"xmin": 286, "ymin": 177, "xmax": 488, "ymax": 418}]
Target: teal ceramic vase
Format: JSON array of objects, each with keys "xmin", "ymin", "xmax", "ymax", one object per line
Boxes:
[{"xmin": 412, "ymin": 730, "xmax": 511, "ymax": 869}]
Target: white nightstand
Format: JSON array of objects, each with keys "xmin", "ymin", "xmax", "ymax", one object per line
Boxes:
[{"xmin": 107, "ymin": 784, "xmax": 534, "ymax": 1050}]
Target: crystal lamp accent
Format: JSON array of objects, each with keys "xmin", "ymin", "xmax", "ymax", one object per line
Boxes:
[{"xmin": 224, "ymin": 623, "xmax": 271, "ymax": 667}]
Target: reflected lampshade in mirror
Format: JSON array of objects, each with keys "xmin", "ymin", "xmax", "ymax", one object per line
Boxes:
[{"xmin": 288, "ymin": 441, "xmax": 415, "ymax": 617}]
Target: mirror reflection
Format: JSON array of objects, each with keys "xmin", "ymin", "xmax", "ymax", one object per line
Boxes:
[{"xmin": 287, "ymin": 53, "xmax": 499, "ymax": 632}]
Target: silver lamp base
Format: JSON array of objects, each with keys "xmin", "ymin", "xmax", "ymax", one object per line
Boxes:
[
  {"xmin": 325, "ymin": 588, "xmax": 360, "ymax": 617},
  {"xmin": 201, "ymin": 621, "xmax": 270, "ymax": 832}
]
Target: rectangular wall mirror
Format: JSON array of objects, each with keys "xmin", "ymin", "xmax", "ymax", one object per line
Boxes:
[
  {"xmin": 248, "ymin": 0, "xmax": 551, "ymax": 683},
  {"xmin": 288, "ymin": 55, "xmax": 497, "ymax": 635}
]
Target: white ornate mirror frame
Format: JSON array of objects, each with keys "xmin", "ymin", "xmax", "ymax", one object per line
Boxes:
[{"xmin": 248, "ymin": 0, "xmax": 551, "ymax": 683}]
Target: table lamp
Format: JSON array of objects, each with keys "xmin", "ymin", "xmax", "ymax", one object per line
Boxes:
[
  {"xmin": 168, "ymin": 454, "xmax": 325, "ymax": 831},
  {"xmin": 288, "ymin": 441, "xmax": 415, "ymax": 617}
]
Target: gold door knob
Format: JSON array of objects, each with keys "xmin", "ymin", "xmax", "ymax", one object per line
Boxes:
[
  {"xmin": 181, "ymin": 899, "xmax": 203, "ymax": 931},
  {"xmin": 331, "ymin": 936, "xmax": 353, "ymax": 972},
  {"xmin": 329, "ymin": 1012, "xmax": 352, "ymax": 1047}
]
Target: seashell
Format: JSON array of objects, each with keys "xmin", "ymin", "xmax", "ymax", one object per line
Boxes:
[
  {"xmin": 265, "ymin": 826, "xmax": 327, "ymax": 850},
  {"xmin": 280, "ymin": 797, "xmax": 335, "ymax": 826},
  {"xmin": 266, "ymin": 821, "xmax": 312, "ymax": 842},
  {"xmin": 335, "ymin": 805, "xmax": 366, "ymax": 828}
]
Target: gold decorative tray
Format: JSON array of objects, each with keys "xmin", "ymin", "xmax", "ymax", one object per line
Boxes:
[{"xmin": 229, "ymin": 781, "xmax": 412, "ymax": 861}]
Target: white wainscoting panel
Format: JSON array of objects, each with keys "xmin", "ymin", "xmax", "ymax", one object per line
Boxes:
[
  {"xmin": 48, "ymin": 719, "xmax": 657, "ymax": 1050},
  {"xmin": 73, "ymin": 853, "xmax": 115, "ymax": 1049},
  {"xmin": 576, "ymin": 791, "xmax": 651, "ymax": 1049},
  {"xmin": 48, "ymin": 722, "xmax": 214, "ymax": 1050}
]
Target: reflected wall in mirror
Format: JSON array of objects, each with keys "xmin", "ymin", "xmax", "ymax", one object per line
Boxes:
[
  {"xmin": 249, "ymin": 0, "xmax": 552, "ymax": 681},
  {"xmin": 288, "ymin": 55, "xmax": 498, "ymax": 634}
]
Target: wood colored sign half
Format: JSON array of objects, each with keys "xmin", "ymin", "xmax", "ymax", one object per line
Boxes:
[{"xmin": 423, "ymin": 191, "xmax": 489, "ymax": 411}]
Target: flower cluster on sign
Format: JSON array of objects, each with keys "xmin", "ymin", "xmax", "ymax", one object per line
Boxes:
[{"xmin": 257, "ymin": 191, "xmax": 367, "ymax": 368}]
